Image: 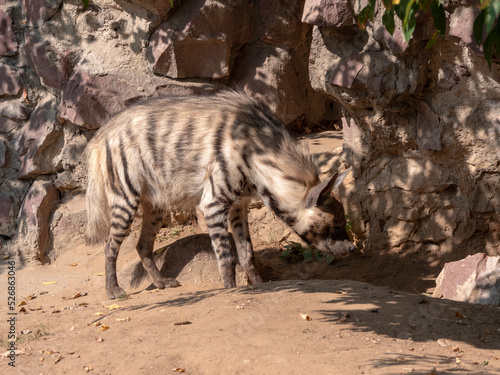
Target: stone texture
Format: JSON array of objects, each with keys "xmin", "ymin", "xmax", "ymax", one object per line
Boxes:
[
  {"xmin": 16, "ymin": 178, "xmax": 59, "ymax": 261},
  {"xmin": 415, "ymin": 100, "xmax": 441, "ymax": 151},
  {"xmin": 0, "ymin": 100, "xmax": 31, "ymax": 133},
  {"xmin": 17, "ymin": 95, "xmax": 63, "ymax": 178},
  {"xmin": 0, "ymin": 180, "xmax": 30, "ymax": 238},
  {"xmin": 259, "ymin": 0, "xmax": 308, "ymax": 48},
  {"xmin": 449, "ymin": 6, "xmax": 482, "ymax": 55},
  {"xmin": 23, "ymin": 0, "xmax": 62, "ymax": 27},
  {"xmin": 0, "ymin": 9, "xmax": 17, "ymax": 56},
  {"xmin": 59, "ymin": 70, "xmax": 216, "ymax": 129},
  {"xmin": 0, "ymin": 64, "xmax": 21, "ymax": 96},
  {"xmin": 301, "ymin": 0, "xmax": 354, "ymax": 27},
  {"xmin": 230, "ymin": 41, "xmax": 331, "ymax": 125},
  {"xmin": 433, "ymin": 253, "xmax": 500, "ymax": 306},
  {"xmin": 148, "ymin": 0, "xmax": 254, "ymax": 79},
  {"xmin": 329, "ymin": 55, "xmax": 364, "ymax": 88},
  {"xmin": 23, "ymin": 30, "xmax": 73, "ymax": 90},
  {"xmin": 125, "ymin": 0, "xmax": 172, "ymax": 16}
]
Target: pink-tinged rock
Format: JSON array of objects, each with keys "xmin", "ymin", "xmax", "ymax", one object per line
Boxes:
[
  {"xmin": 433, "ymin": 253, "xmax": 500, "ymax": 306},
  {"xmin": 301, "ymin": 0, "xmax": 354, "ymax": 27},
  {"xmin": 0, "ymin": 100, "xmax": 31, "ymax": 133},
  {"xmin": 436, "ymin": 62, "xmax": 470, "ymax": 92},
  {"xmin": 0, "ymin": 180, "xmax": 30, "ymax": 238},
  {"xmin": 415, "ymin": 100, "xmax": 441, "ymax": 151},
  {"xmin": 372, "ymin": 20, "xmax": 408, "ymax": 55},
  {"xmin": 17, "ymin": 95, "xmax": 62, "ymax": 178},
  {"xmin": 0, "ymin": 64, "xmax": 21, "ymax": 96},
  {"xmin": 60, "ymin": 70, "xmax": 211, "ymax": 129},
  {"xmin": 0, "ymin": 139, "xmax": 6, "ymax": 167},
  {"xmin": 149, "ymin": 0, "xmax": 254, "ymax": 79},
  {"xmin": 259, "ymin": 0, "xmax": 308, "ymax": 48},
  {"xmin": 18, "ymin": 179, "xmax": 59, "ymax": 261},
  {"xmin": 23, "ymin": 0, "xmax": 62, "ymax": 27},
  {"xmin": 329, "ymin": 56, "xmax": 364, "ymax": 88},
  {"xmin": 24, "ymin": 31, "xmax": 73, "ymax": 90},
  {"xmin": 0, "ymin": 9, "xmax": 17, "ymax": 56},
  {"xmin": 230, "ymin": 41, "xmax": 330, "ymax": 125},
  {"xmin": 449, "ymin": 7, "xmax": 482, "ymax": 55},
  {"xmin": 127, "ymin": 0, "xmax": 172, "ymax": 16}
]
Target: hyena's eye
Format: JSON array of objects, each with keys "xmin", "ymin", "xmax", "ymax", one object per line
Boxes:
[{"xmin": 332, "ymin": 226, "xmax": 341, "ymax": 235}]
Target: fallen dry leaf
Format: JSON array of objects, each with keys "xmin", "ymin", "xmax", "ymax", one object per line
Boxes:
[
  {"xmin": 84, "ymin": 365, "xmax": 93, "ymax": 372},
  {"xmin": 29, "ymin": 306, "xmax": 42, "ymax": 311},
  {"xmin": 172, "ymin": 368, "xmax": 185, "ymax": 373},
  {"xmin": 70, "ymin": 326, "xmax": 76, "ymax": 331},
  {"xmin": 174, "ymin": 320, "xmax": 192, "ymax": 326},
  {"xmin": 456, "ymin": 357, "xmax": 462, "ymax": 365},
  {"xmin": 17, "ymin": 301, "xmax": 26, "ymax": 307},
  {"xmin": 25, "ymin": 294, "xmax": 36, "ymax": 300},
  {"xmin": 339, "ymin": 312, "xmax": 350, "ymax": 322},
  {"xmin": 96, "ymin": 337, "xmax": 104, "ymax": 342},
  {"xmin": 300, "ymin": 313, "xmax": 312, "ymax": 321},
  {"xmin": 395, "ymin": 356, "xmax": 406, "ymax": 363},
  {"xmin": 100, "ymin": 324, "xmax": 110, "ymax": 331},
  {"xmin": 79, "ymin": 302, "xmax": 89, "ymax": 307},
  {"xmin": 20, "ymin": 329, "xmax": 32, "ymax": 335},
  {"xmin": 54, "ymin": 354, "xmax": 63, "ymax": 364},
  {"xmin": 69, "ymin": 262, "xmax": 78, "ymax": 267},
  {"xmin": 88, "ymin": 321, "xmax": 101, "ymax": 327},
  {"xmin": 95, "ymin": 272, "xmax": 105, "ymax": 276},
  {"xmin": 51, "ymin": 309, "xmax": 61, "ymax": 314},
  {"xmin": 104, "ymin": 303, "xmax": 123, "ymax": 310},
  {"xmin": 2, "ymin": 254, "xmax": 10, "ymax": 260},
  {"xmin": 1, "ymin": 350, "xmax": 25, "ymax": 357},
  {"xmin": 63, "ymin": 292, "xmax": 87, "ymax": 301},
  {"xmin": 455, "ymin": 311, "xmax": 466, "ymax": 319},
  {"xmin": 95, "ymin": 312, "xmax": 104, "ymax": 316},
  {"xmin": 116, "ymin": 317, "xmax": 130, "ymax": 322},
  {"xmin": 42, "ymin": 281, "xmax": 57, "ymax": 285},
  {"xmin": 19, "ymin": 307, "xmax": 27, "ymax": 313}
]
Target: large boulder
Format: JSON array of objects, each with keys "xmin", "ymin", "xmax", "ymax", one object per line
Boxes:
[
  {"xmin": 433, "ymin": 253, "xmax": 500, "ymax": 306},
  {"xmin": 0, "ymin": 8, "xmax": 17, "ymax": 56},
  {"xmin": 15, "ymin": 178, "xmax": 59, "ymax": 262},
  {"xmin": 148, "ymin": 0, "xmax": 254, "ymax": 79},
  {"xmin": 17, "ymin": 95, "xmax": 63, "ymax": 179}
]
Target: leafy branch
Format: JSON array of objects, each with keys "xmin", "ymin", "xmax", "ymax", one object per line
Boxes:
[{"xmin": 359, "ymin": 0, "xmax": 500, "ymax": 68}]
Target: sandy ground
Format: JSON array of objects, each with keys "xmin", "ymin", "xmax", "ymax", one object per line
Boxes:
[{"xmin": 1, "ymin": 131, "xmax": 499, "ymax": 375}]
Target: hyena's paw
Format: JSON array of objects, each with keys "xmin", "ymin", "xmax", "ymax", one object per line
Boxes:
[
  {"xmin": 155, "ymin": 277, "xmax": 181, "ymax": 289},
  {"xmin": 106, "ymin": 285, "xmax": 127, "ymax": 300}
]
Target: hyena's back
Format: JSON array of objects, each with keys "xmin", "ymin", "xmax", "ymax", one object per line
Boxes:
[{"xmin": 85, "ymin": 91, "xmax": 312, "ymax": 244}]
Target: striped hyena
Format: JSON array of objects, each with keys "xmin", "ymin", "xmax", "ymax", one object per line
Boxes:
[{"xmin": 85, "ymin": 90, "xmax": 355, "ymax": 299}]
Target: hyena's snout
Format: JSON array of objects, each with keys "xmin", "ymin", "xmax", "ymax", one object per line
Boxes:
[{"xmin": 324, "ymin": 239, "xmax": 356, "ymax": 255}]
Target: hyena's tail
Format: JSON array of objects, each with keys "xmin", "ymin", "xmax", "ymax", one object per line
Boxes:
[{"xmin": 85, "ymin": 143, "xmax": 111, "ymax": 244}]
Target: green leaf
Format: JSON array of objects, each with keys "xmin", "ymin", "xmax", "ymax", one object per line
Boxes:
[
  {"xmin": 483, "ymin": 29, "xmax": 495, "ymax": 69},
  {"xmin": 169, "ymin": 0, "xmax": 174, "ymax": 6},
  {"xmin": 279, "ymin": 248, "xmax": 292, "ymax": 260},
  {"xmin": 485, "ymin": 0, "xmax": 500, "ymax": 34},
  {"xmin": 82, "ymin": 0, "xmax": 89, "ymax": 9},
  {"xmin": 430, "ymin": 2, "xmax": 446, "ymax": 37},
  {"xmin": 426, "ymin": 31, "xmax": 438, "ymax": 49},
  {"xmin": 303, "ymin": 249, "xmax": 313, "ymax": 262},
  {"xmin": 326, "ymin": 254, "xmax": 335, "ymax": 265},
  {"xmin": 358, "ymin": 6, "xmax": 374, "ymax": 30},
  {"xmin": 383, "ymin": 9, "xmax": 396, "ymax": 35},
  {"xmin": 473, "ymin": 9, "xmax": 486, "ymax": 45}
]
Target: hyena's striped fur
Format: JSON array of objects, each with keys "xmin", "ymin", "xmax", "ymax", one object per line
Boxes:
[{"xmin": 85, "ymin": 90, "xmax": 355, "ymax": 299}]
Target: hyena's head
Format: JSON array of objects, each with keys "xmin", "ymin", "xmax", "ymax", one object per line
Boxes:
[{"xmin": 294, "ymin": 169, "xmax": 355, "ymax": 255}]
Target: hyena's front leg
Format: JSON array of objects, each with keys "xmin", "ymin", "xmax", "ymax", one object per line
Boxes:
[
  {"xmin": 136, "ymin": 201, "xmax": 181, "ymax": 290},
  {"xmin": 229, "ymin": 199, "xmax": 263, "ymax": 284},
  {"xmin": 200, "ymin": 198, "xmax": 236, "ymax": 288}
]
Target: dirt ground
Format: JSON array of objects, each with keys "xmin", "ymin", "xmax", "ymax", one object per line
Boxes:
[{"xmin": 1, "ymin": 131, "xmax": 499, "ymax": 375}]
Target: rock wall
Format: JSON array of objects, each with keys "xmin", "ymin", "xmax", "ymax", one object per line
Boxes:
[{"xmin": 0, "ymin": 0, "xmax": 498, "ymax": 264}]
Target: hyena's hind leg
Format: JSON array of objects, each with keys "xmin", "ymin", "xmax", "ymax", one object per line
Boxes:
[
  {"xmin": 200, "ymin": 197, "xmax": 236, "ymax": 288},
  {"xmin": 136, "ymin": 201, "xmax": 180, "ymax": 290},
  {"xmin": 229, "ymin": 198, "xmax": 263, "ymax": 284},
  {"xmin": 105, "ymin": 201, "xmax": 139, "ymax": 299}
]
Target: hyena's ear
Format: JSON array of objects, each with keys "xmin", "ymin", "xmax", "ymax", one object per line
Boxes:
[{"xmin": 305, "ymin": 168, "xmax": 352, "ymax": 208}]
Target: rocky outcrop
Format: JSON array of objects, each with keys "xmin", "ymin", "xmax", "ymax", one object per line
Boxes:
[
  {"xmin": 433, "ymin": 253, "xmax": 500, "ymax": 306},
  {"xmin": 0, "ymin": 0, "xmax": 498, "ymax": 271}
]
